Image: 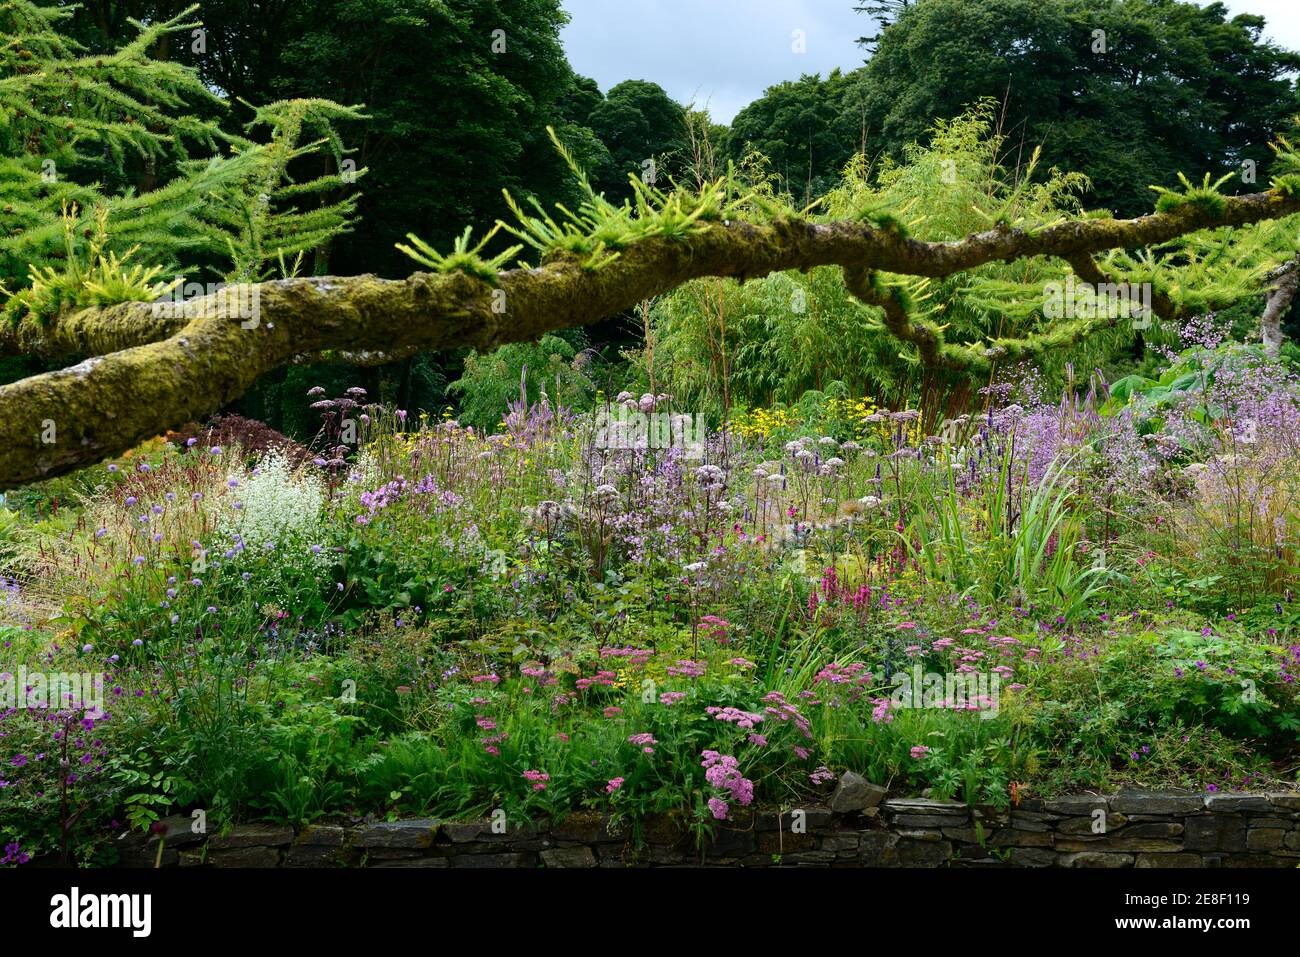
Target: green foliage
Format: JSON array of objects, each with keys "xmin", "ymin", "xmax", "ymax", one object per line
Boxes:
[
  {"xmin": 396, "ymin": 225, "xmax": 522, "ymax": 285},
  {"xmin": 583, "ymin": 79, "xmax": 688, "ymax": 200},
  {"xmin": 449, "ymin": 332, "xmax": 592, "ymax": 432},
  {"xmin": 723, "ymin": 69, "xmax": 864, "ymax": 203},
  {"xmin": 4, "ymin": 204, "xmax": 176, "ymax": 322},
  {"xmin": 858, "ymin": 0, "xmax": 1300, "ymax": 217},
  {"xmin": 0, "ymin": 2, "xmax": 366, "ymax": 322},
  {"xmin": 1151, "ymin": 172, "xmax": 1238, "ymax": 217}
]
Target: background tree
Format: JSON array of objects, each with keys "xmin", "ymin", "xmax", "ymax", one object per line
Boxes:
[
  {"xmin": 855, "ymin": 0, "xmax": 1300, "ymax": 216},
  {"xmin": 854, "ymin": 0, "xmax": 913, "ymax": 54},
  {"xmin": 724, "ymin": 70, "xmax": 863, "ymax": 205},
  {"xmin": 62, "ymin": 0, "xmax": 605, "ymax": 429},
  {"xmin": 583, "ymin": 79, "xmax": 688, "ymax": 199}
]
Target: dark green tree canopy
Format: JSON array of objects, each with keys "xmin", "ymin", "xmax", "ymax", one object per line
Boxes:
[
  {"xmin": 858, "ymin": 0, "xmax": 1300, "ymax": 215},
  {"xmin": 584, "ymin": 79, "xmax": 688, "ymax": 198},
  {"xmin": 724, "ymin": 70, "xmax": 864, "ymax": 203}
]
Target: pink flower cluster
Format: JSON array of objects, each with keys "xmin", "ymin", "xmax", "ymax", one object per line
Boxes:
[
  {"xmin": 522, "ymin": 769, "xmax": 549, "ymax": 791},
  {"xmin": 600, "ymin": 646, "xmax": 653, "ymax": 667},
  {"xmin": 666, "ymin": 660, "xmax": 706, "ymax": 679},
  {"xmin": 698, "ymin": 615, "xmax": 731, "ymax": 644},
  {"xmin": 705, "ymin": 706, "xmax": 765, "ymax": 730},
  {"xmin": 761, "ymin": 690, "xmax": 812, "ymax": 740},
  {"xmin": 700, "ymin": 751, "xmax": 754, "ymax": 820},
  {"xmin": 813, "ymin": 662, "xmax": 873, "ymax": 685}
]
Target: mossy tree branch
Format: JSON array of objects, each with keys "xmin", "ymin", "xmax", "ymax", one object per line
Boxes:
[{"xmin": 4, "ymin": 185, "xmax": 1300, "ymax": 488}]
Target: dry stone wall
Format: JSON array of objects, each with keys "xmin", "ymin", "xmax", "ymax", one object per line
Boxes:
[{"xmin": 114, "ymin": 783, "xmax": 1300, "ymax": 868}]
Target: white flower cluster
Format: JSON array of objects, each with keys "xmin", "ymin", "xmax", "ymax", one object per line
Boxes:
[{"xmin": 219, "ymin": 453, "xmax": 327, "ymax": 560}]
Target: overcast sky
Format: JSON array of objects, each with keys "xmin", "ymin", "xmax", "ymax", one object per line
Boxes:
[{"xmin": 559, "ymin": 0, "xmax": 1300, "ymax": 124}]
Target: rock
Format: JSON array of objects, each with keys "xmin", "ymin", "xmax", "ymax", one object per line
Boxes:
[
  {"xmin": 894, "ymin": 839, "xmax": 952, "ymax": 866},
  {"xmin": 820, "ymin": 834, "xmax": 860, "ymax": 853},
  {"xmin": 1058, "ymin": 813, "xmax": 1127, "ymax": 835},
  {"xmin": 1111, "ymin": 790, "xmax": 1203, "ymax": 816},
  {"xmin": 1007, "ymin": 813, "xmax": 1054, "ymax": 832},
  {"xmin": 540, "ymin": 846, "xmax": 598, "ymax": 868},
  {"xmin": 373, "ymin": 858, "xmax": 450, "ymax": 867},
  {"xmin": 146, "ymin": 814, "xmax": 206, "ymax": 847},
  {"xmin": 449, "ymin": 852, "xmax": 535, "ymax": 868},
  {"xmin": 440, "ymin": 822, "xmax": 485, "ymax": 843},
  {"xmin": 892, "ymin": 814, "xmax": 969, "ymax": 828},
  {"xmin": 831, "ymin": 773, "xmax": 887, "ymax": 812},
  {"xmin": 1010, "ymin": 810, "xmax": 1061, "ymax": 825},
  {"xmin": 207, "ymin": 824, "xmax": 294, "ymax": 849},
  {"xmin": 1062, "ymin": 852, "xmax": 1134, "ymax": 868},
  {"xmin": 115, "ymin": 846, "xmax": 178, "ymax": 868},
  {"xmin": 358, "ymin": 819, "xmax": 439, "ymax": 849},
  {"xmin": 207, "ymin": 846, "xmax": 281, "ymax": 867},
  {"xmin": 284, "ymin": 845, "xmax": 348, "ymax": 868},
  {"xmin": 896, "ymin": 829, "xmax": 944, "ymax": 842},
  {"xmin": 783, "ymin": 850, "xmax": 836, "ymax": 865},
  {"xmin": 1205, "ymin": 795, "xmax": 1272, "ymax": 814},
  {"xmin": 859, "ymin": 833, "xmax": 900, "ymax": 866},
  {"xmin": 295, "ymin": 825, "xmax": 346, "ymax": 847},
  {"xmin": 706, "ymin": 827, "xmax": 756, "ymax": 858},
  {"xmin": 755, "ymin": 808, "xmax": 833, "ymax": 831},
  {"xmin": 1184, "ymin": 815, "xmax": 1247, "ymax": 853},
  {"xmin": 757, "ymin": 830, "xmax": 816, "ymax": 854},
  {"xmin": 553, "ymin": 814, "xmax": 617, "ymax": 843},
  {"xmin": 971, "ymin": 806, "xmax": 1011, "ymax": 825},
  {"xmin": 1269, "ymin": 795, "xmax": 1300, "ymax": 811},
  {"xmin": 883, "ymin": 798, "xmax": 968, "ymax": 814},
  {"xmin": 1008, "ymin": 847, "xmax": 1057, "ymax": 867},
  {"xmin": 1136, "ymin": 853, "xmax": 1202, "ymax": 868},
  {"xmin": 992, "ymin": 829, "xmax": 1053, "ymax": 848},
  {"xmin": 1055, "ymin": 838, "xmax": 1183, "ymax": 853},
  {"xmin": 1122, "ymin": 822, "xmax": 1184, "ymax": 839},
  {"xmin": 1044, "ymin": 794, "xmax": 1110, "ymax": 815},
  {"xmin": 1246, "ymin": 828, "xmax": 1286, "ymax": 852}
]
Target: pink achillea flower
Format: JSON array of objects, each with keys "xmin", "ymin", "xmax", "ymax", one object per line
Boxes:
[
  {"xmin": 522, "ymin": 770, "xmax": 549, "ymax": 791},
  {"xmin": 910, "ymin": 745, "xmax": 930, "ymax": 759},
  {"xmin": 667, "ymin": 660, "xmax": 706, "ymax": 679},
  {"xmin": 603, "ymin": 706, "xmax": 623, "ymax": 718},
  {"xmin": 606, "ymin": 777, "xmax": 625, "ymax": 794},
  {"xmin": 471, "ymin": 673, "xmax": 500, "ymax": 685},
  {"xmin": 809, "ymin": 766, "xmax": 835, "ymax": 786},
  {"xmin": 698, "ymin": 615, "xmax": 731, "ymax": 644},
  {"xmin": 705, "ymin": 706, "xmax": 765, "ymax": 730},
  {"xmin": 628, "ymin": 733, "xmax": 658, "ymax": 754},
  {"xmin": 870, "ymin": 697, "xmax": 895, "ymax": 724},
  {"xmin": 659, "ymin": 691, "xmax": 687, "ymax": 706},
  {"xmin": 700, "ymin": 751, "xmax": 754, "ymax": 817}
]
